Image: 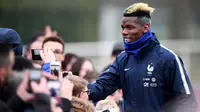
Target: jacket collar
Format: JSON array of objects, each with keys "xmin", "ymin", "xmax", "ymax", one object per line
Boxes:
[{"xmin": 138, "ymin": 33, "xmax": 160, "ymax": 58}]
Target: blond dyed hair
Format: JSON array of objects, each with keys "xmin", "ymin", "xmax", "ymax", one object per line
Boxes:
[{"xmin": 124, "ymin": 2, "xmax": 154, "ymax": 15}]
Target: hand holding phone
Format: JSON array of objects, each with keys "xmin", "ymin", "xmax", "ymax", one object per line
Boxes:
[
  {"xmin": 16, "ymin": 72, "xmax": 34, "ymax": 102},
  {"xmin": 40, "ymin": 47, "xmax": 56, "ymax": 63},
  {"xmin": 50, "ymin": 62, "xmax": 61, "ymax": 76},
  {"xmin": 28, "ymin": 69, "xmax": 42, "ymax": 93},
  {"xmin": 31, "ymin": 77, "xmax": 50, "ymax": 95},
  {"xmin": 60, "ymin": 79, "xmax": 74, "ymax": 100}
]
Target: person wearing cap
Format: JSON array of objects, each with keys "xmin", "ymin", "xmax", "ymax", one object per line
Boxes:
[
  {"xmin": 0, "ymin": 28, "xmax": 23, "ymax": 56},
  {"xmin": 88, "ymin": 2, "xmax": 196, "ymax": 112},
  {"xmin": 102, "ymin": 42, "xmax": 124, "ymax": 72}
]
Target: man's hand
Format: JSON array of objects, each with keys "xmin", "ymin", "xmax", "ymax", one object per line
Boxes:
[
  {"xmin": 17, "ymin": 73, "xmax": 34, "ymax": 102},
  {"xmin": 43, "ymin": 72, "xmax": 58, "ymax": 80},
  {"xmin": 60, "ymin": 78, "xmax": 74, "ymax": 101},
  {"xmin": 44, "ymin": 25, "xmax": 57, "ymax": 38},
  {"xmin": 59, "ymin": 71, "xmax": 73, "ymax": 85},
  {"xmin": 31, "ymin": 77, "xmax": 50, "ymax": 95},
  {"xmin": 40, "ymin": 47, "xmax": 56, "ymax": 63}
]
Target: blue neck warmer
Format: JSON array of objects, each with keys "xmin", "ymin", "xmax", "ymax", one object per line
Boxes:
[{"xmin": 123, "ymin": 30, "xmax": 153, "ymax": 58}]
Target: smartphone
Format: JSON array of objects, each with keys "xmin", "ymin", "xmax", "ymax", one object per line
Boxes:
[
  {"xmin": 50, "ymin": 62, "xmax": 61, "ymax": 76},
  {"xmin": 31, "ymin": 49, "xmax": 42, "ymax": 60},
  {"xmin": 62, "ymin": 71, "xmax": 69, "ymax": 78},
  {"xmin": 48, "ymin": 80, "xmax": 60, "ymax": 97},
  {"xmin": 28, "ymin": 69, "xmax": 42, "ymax": 93}
]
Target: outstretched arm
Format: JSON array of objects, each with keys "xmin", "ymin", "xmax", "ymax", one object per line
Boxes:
[{"xmin": 88, "ymin": 57, "xmax": 121, "ymax": 102}]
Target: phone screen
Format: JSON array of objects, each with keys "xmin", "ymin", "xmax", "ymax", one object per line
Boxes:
[
  {"xmin": 29, "ymin": 69, "xmax": 42, "ymax": 81},
  {"xmin": 28, "ymin": 69, "xmax": 42, "ymax": 93},
  {"xmin": 50, "ymin": 62, "xmax": 60, "ymax": 76},
  {"xmin": 31, "ymin": 49, "xmax": 42, "ymax": 60}
]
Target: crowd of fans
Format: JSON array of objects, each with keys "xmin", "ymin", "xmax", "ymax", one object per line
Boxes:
[{"xmin": 0, "ymin": 26, "xmax": 124, "ymax": 112}]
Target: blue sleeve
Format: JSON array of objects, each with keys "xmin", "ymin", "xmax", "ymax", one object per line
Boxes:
[
  {"xmin": 88, "ymin": 57, "xmax": 121, "ymax": 102},
  {"xmin": 163, "ymin": 56, "xmax": 197, "ymax": 112},
  {"xmin": 42, "ymin": 63, "xmax": 50, "ymax": 73},
  {"xmin": 165, "ymin": 56, "xmax": 194, "ymax": 94}
]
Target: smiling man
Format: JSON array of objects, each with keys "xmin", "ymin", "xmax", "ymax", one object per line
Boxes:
[{"xmin": 88, "ymin": 3, "xmax": 196, "ymax": 112}]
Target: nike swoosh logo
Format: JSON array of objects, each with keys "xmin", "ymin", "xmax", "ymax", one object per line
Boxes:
[{"xmin": 124, "ymin": 68, "xmax": 130, "ymax": 71}]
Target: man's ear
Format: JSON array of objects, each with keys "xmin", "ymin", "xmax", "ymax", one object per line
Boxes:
[
  {"xmin": 143, "ymin": 24, "xmax": 150, "ymax": 33},
  {"xmin": 79, "ymin": 92, "xmax": 84, "ymax": 98},
  {"xmin": 26, "ymin": 51, "xmax": 32, "ymax": 59}
]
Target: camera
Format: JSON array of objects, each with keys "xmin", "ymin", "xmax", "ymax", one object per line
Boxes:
[
  {"xmin": 28, "ymin": 69, "xmax": 42, "ymax": 93},
  {"xmin": 31, "ymin": 49, "xmax": 42, "ymax": 60},
  {"xmin": 28, "ymin": 68, "xmax": 61, "ymax": 97},
  {"xmin": 50, "ymin": 62, "xmax": 61, "ymax": 76},
  {"xmin": 49, "ymin": 62, "xmax": 61, "ymax": 97},
  {"xmin": 62, "ymin": 71, "xmax": 69, "ymax": 77}
]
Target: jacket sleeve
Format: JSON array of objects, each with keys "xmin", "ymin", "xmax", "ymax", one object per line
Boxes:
[
  {"xmin": 0, "ymin": 101, "xmax": 12, "ymax": 112},
  {"xmin": 88, "ymin": 57, "xmax": 121, "ymax": 102},
  {"xmin": 60, "ymin": 98, "xmax": 72, "ymax": 112},
  {"xmin": 7, "ymin": 94, "xmax": 26, "ymax": 112},
  {"xmin": 32, "ymin": 93, "xmax": 51, "ymax": 112},
  {"xmin": 42, "ymin": 63, "xmax": 50, "ymax": 73},
  {"xmin": 163, "ymin": 56, "xmax": 197, "ymax": 112}
]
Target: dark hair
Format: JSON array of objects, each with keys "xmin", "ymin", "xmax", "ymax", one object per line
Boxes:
[
  {"xmin": 62, "ymin": 53, "xmax": 78, "ymax": 71},
  {"xmin": 42, "ymin": 36, "xmax": 65, "ymax": 51},
  {"xmin": 0, "ymin": 43, "xmax": 12, "ymax": 67},
  {"xmin": 83, "ymin": 71, "xmax": 99, "ymax": 83},
  {"xmin": 71, "ymin": 57, "xmax": 86, "ymax": 76},
  {"xmin": 124, "ymin": 10, "xmax": 151, "ymax": 18},
  {"xmin": 25, "ymin": 32, "xmax": 45, "ymax": 55},
  {"xmin": 111, "ymin": 43, "xmax": 124, "ymax": 56},
  {"xmin": 112, "ymin": 49, "xmax": 124, "ymax": 57},
  {"xmin": 13, "ymin": 56, "xmax": 33, "ymax": 71}
]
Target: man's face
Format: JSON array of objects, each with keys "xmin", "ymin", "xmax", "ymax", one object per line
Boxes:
[
  {"xmin": 43, "ymin": 41, "xmax": 64, "ymax": 62},
  {"xmin": 79, "ymin": 87, "xmax": 89, "ymax": 100},
  {"xmin": 121, "ymin": 17, "xmax": 149, "ymax": 43}
]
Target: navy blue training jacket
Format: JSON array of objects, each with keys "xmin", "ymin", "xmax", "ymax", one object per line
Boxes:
[{"xmin": 88, "ymin": 34, "xmax": 196, "ymax": 112}]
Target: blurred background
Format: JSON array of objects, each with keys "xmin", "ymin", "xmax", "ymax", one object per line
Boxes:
[{"xmin": 0, "ymin": 0, "xmax": 200, "ymax": 88}]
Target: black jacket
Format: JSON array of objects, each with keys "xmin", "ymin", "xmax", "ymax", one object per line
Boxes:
[
  {"xmin": 0, "ymin": 100, "xmax": 12, "ymax": 112},
  {"xmin": 4, "ymin": 94, "xmax": 51, "ymax": 112}
]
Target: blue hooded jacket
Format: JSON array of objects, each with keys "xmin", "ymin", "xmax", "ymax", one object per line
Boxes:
[
  {"xmin": 88, "ymin": 33, "xmax": 196, "ymax": 112},
  {"xmin": 0, "ymin": 28, "xmax": 23, "ymax": 56}
]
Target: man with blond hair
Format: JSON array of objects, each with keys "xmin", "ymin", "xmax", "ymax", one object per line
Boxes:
[{"xmin": 88, "ymin": 2, "xmax": 196, "ymax": 112}]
